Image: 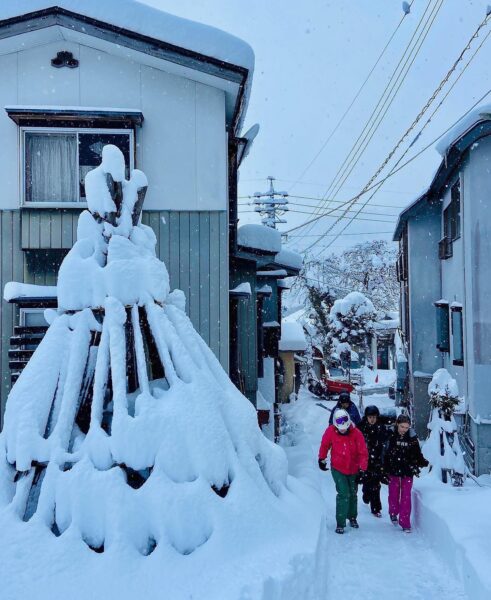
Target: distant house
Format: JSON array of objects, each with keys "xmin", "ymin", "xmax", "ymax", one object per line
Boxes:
[
  {"xmin": 278, "ymin": 320, "xmax": 307, "ymax": 403},
  {"xmin": 394, "ymin": 106, "xmax": 491, "ymax": 475},
  {"xmin": 0, "ymin": 0, "xmax": 254, "ymax": 421},
  {"xmin": 231, "ymin": 224, "xmax": 302, "ymax": 437}
]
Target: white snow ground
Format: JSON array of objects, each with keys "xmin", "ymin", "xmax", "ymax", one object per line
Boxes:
[{"xmin": 282, "ymin": 388, "xmax": 469, "ymax": 600}]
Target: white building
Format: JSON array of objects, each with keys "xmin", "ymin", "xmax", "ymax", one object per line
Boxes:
[
  {"xmin": 394, "ymin": 106, "xmax": 491, "ymax": 475},
  {"xmin": 0, "ymin": 0, "xmax": 255, "ymax": 419}
]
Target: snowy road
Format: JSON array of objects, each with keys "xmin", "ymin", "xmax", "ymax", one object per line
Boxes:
[
  {"xmin": 283, "ymin": 388, "xmax": 469, "ymax": 600},
  {"xmin": 321, "ymin": 476, "xmax": 468, "ymax": 600}
]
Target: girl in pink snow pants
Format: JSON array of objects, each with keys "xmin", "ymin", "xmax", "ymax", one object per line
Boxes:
[{"xmin": 383, "ymin": 415, "xmax": 428, "ymax": 532}]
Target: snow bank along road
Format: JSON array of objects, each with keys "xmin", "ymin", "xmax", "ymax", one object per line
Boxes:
[{"xmin": 286, "ymin": 391, "xmax": 469, "ymax": 600}]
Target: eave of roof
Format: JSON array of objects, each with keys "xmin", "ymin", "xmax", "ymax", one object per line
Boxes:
[
  {"xmin": 0, "ymin": 5, "xmax": 252, "ymax": 133},
  {"xmin": 393, "ymin": 118, "xmax": 491, "ymax": 241}
]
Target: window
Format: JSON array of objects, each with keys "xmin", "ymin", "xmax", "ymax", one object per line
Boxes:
[
  {"xmin": 443, "ymin": 179, "xmax": 461, "ymax": 242},
  {"xmin": 20, "ymin": 308, "xmax": 48, "ymax": 327},
  {"xmin": 435, "ymin": 301, "xmax": 450, "ymax": 352},
  {"xmin": 451, "ymin": 306, "xmax": 464, "ymax": 366},
  {"xmin": 23, "ymin": 129, "xmax": 133, "ymax": 204}
]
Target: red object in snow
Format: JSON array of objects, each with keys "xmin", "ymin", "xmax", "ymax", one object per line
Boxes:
[
  {"xmin": 375, "ymin": 373, "xmax": 379, "ymax": 384},
  {"xmin": 322, "ymin": 376, "xmax": 355, "ymax": 395}
]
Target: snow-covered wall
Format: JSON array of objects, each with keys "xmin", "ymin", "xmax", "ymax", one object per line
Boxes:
[{"xmin": 0, "ymin": 38, "xmax": 227, "ymax": 211}]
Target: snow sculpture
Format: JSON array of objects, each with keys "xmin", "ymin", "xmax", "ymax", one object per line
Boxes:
[
  {"xmin": 0, "ymin": 146, "xmax": 287, "ymax": 557},
  {"xmin": 423, "ymin": 368, "xmax": 466, "ymax": 486}
]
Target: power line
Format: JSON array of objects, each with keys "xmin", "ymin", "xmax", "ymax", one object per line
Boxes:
[
  {"xmin": 317, "ymin": 14, "xmax": 491, "ymax": 253},
  {"xmin": 319, "ymin": 0, "xmax": 444, "ymax": 222},
  {"xmin": 287, "ymin": 0, "xmax": 416, "ymax": 195},
  {"xmin": 287, "ymin": 231, "xmax": 394, "ymax": 238},
  {"xmin": 239, "ymin": 194, "xmax": 407, "ymax": 210},
  {"xmin": 239, "ymin": 208, "xmax": 396, "ymax": 224},
  {"xmin": 293, "ymin": 10, "xmax": 491, "ymax": 249},
  {"xmin": 302, "ymin": 0, "xmax": 439, "ymax": 234},
  {"xmin": 283, "ymin": 83, "xmax": 491, "ymax": 236},
  {"xmin": 239, "ymin": 200, "xmax": 400, "ymax": 217}
]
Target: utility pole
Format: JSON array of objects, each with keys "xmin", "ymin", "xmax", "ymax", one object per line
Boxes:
[{"xmin": 253, "ymin": 176, "xmax": 289, "ymax": 228}]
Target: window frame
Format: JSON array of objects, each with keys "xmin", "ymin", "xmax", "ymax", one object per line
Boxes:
[
  {"xmin": 19, "ymin": 307, "xmax": 48, "ymax": 327},
  {"xmin": 435, "ymin": 301, "xmax": 450, "ymax": 353},
  {"xmin": 451, "ymin": 306, "xmax": 464, "ymax": 366},
  {"xmin": 443, "ymin": 178, "xmax": 461, "ymax": 243},
  {"xmin": 21, "ymin": 126, "xmax": 135, "ymax": 208}
]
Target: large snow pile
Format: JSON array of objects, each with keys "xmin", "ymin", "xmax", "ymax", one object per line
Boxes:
[{"xmin": 0, "ymin": 146, "xmax": 320, "ymax": 599}]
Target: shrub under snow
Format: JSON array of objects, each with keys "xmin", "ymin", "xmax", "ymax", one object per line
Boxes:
[{"xmin": 423, "ymin": 369, "xmax": 466, "ymax": 484}]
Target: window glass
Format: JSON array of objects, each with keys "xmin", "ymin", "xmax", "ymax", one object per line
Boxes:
[
  {"xmin": 25, "ymin": 130, "xmax": 132, "ymax": 203},
  {"xmin": 436, "ymin": 303, "xmax": 450, "ymax": 352},
  {"xmin": 25, "ymin": 132, "xmax": 77, "ymax": 202},
  {"xmin": 452, "ymin": 308, "xmax": 464, "ymax": 365},
  {"xmin": 21, "ymin": 309, "xmax": 48, "ymax": 327},
  {"xmin": 443, "ymin": 180, "xmax": 461, "ymax": 241},
  {"xmin": 78, "ymin": 133, "xmax": 131, "ymax": 199}
]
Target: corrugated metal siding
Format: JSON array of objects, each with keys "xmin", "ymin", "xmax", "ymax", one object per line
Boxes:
[{"xmin": 1, "ymin": 208, "xmax": 229, "ymax": 425}]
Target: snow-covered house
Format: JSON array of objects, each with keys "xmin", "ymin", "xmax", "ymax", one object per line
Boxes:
[
  {"xmin": 278, "ymin": 320, "xmax": 307, "ymax": 403},
  {"xmin": 394, "ymin": 106, "xmax": 491, "ymax": 475},
  {"xmin": 0, "ymin": 0, "xmax": 254, "ymax": 420},
  {"xmin": 231, "ymin": 224, "xmax": 302, "ymax": 435}
]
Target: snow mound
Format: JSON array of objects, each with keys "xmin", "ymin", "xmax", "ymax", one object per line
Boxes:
[
  {"xmin": 279, "ymin": 322, "xmax": 307, "ymax": 352},
  {"xmin": 275, "ymin": 248, "xmax": 303, "ymax": 270},
  {"xmin": 237, "ymin": 223, "xmax": 282, "ymax": 253},
  {"xmin": 0, "ymin": 146, "xmax": 308, "ymax": 597}
]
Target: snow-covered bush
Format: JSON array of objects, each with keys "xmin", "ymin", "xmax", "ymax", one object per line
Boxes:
[
  {"xmin": 327, "ymin": 292, "xmax": 376, "ymax": 360},
  {"xmin": 423, "ymin": 369, "xmax": 466, "ymax": 484}
]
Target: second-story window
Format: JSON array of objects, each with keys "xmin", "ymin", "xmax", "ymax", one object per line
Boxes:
[
  {"xmin": 451, "ymin": 305, "xmax": 464, "ymax": 366},
  {"xmin": 443, "ymin": 179, "xmax": 461, "ymax": 242},
  {"xmin": 24, "ymin": 129, "xmax": 133, "ymax": 204}
]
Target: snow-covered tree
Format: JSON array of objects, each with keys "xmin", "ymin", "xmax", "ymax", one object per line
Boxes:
[
  {"xmin": 327, "ymin": 292, "xmax": 377, "ymax": 360},
  {"xmin": 423, "ymin": 369, "xmax": 466, "ymax": 485},
  {"xmin": 0, "ymin": 146, "xmax": 309, "ymax": 590},
  {"xmin": 295, "ymin": 240, "xmax": 398, "ymax": 314}
]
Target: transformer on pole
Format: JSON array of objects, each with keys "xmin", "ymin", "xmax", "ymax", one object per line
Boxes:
[{"xmin": 253, "ymin": 176, "xmax": 289, "ymax": 228}]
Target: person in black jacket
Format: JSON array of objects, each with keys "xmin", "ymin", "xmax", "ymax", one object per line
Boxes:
[
  {"xmin": 329, "ymin": 392, "xmax": 361, "ymax": 426},
  {"xmin": 384, "ymin": 414, "xmax": 428, "ymax": 532},
  {"xmin": 357, "ymin": 405, "xmax": 386, "ymax": 517}
]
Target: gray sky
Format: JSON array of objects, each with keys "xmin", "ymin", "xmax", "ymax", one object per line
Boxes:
[{"xmin": 144, "ymin": 0, "xmax": 491, "ymax": 255}]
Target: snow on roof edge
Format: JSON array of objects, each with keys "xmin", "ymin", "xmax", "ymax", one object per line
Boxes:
[{"xmin": 0, "ymin": 0, "xmax": 255, "ymax": 72}]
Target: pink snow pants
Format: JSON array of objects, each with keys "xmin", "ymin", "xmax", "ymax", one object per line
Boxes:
[{"xmin": 388, "ymin": 476, "xmax": 413, "ymax": 529}]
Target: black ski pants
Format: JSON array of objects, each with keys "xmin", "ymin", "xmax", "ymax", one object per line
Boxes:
[{"xmin": 362, "ymin": 473, "xmax": 382, "ymax": 514}]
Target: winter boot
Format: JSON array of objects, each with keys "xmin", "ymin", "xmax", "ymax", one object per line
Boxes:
[
  {"xmin": 371, "ymin": 511, "xmax": 382, "ymax": 518},
  {"xmin": 335, "ymin": 527, "xmax": 344, "ymax": 534},
  {"xmin": 390, "ymin": 514, "xmax": 398, "ymax": 525},
  {"xmin": 402, "ymin": 528, "xmax": 411, "ymax": 533},
  {"xmin": 349, "ymin": 518, "xmax": 359, "ymax": 528}
]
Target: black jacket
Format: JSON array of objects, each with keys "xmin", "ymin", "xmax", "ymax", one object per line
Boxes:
[
  {"xmin": 357, "ymin": 418, "xmax": 386, "ymax": 473},
  {"xmin": 383, "ymin": 426, "xmax": 428, "ymax": 478}
]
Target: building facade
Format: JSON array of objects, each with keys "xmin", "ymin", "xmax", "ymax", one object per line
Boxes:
[
  {"xmin": 0, "ymin": 1, "xmax": 254, "ymax": 421},
  {"xmin": 394, "ymin": 109, "xmax": 491, "ymax": 475}
]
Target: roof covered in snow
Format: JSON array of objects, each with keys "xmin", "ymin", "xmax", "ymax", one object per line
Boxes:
[
  {"xmin": 273, "ymin": 248, "xmax": 303, "ymax": 272},
  {"xmin": 394, "ymin": 105, "xmax": 491, "ymax": 241},
  {"xmin": 0, "ymin": 0, "xmax": 254, "ymax": 71},
  {"xmin": 237, "ymin": 224, "xmax": 282, "ymax": 254},
  {"xmin": 279, "ymin": 321, "xmax": 307, "ymax": 352},
  {"xmin": 0, "ymin": 0, "xmax": 254, "ymax": 131}
]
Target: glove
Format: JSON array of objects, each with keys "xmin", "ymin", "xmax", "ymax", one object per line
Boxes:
[
  {"xmin": 318, "ymin": 458, "xmax": 328, "ymax": 471},
  {"xmin": 380, "ymin": 473, "xmax": 390, "ymax": 485},
  {"xmin": 356, "ymin": 469, "xmax": 367, "ymax": 484}
]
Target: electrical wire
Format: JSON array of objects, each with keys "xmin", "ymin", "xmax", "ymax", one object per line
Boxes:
[
  {"xmin": 238, "ymin": 200, "xmax": 400, "ymax": 217},
  {"xmin": 290, "ymin": 11, "xmax": 491, "ymax": 250},
  {"xmin": 283, "ymin": 83, "xmax": 491, "ymax": 236},
  {"xmin": 317, "ymin": 18, "xmax": 491, "ymax": 253},
  {"xmin": 301, "ymin": 0, "xmax": 439, "ymax": 234},
  {"xmin": 322, "ymin": 0, "xmax": 444, "ymax": 213},
  {"xmin": 287, "ymin": 0, "xmax": 416, "ymax": 195}
]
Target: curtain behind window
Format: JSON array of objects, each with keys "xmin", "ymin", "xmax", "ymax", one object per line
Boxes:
[{"xmin": 26, "ymin": 133, "xmax": 77, "ymax": 202}]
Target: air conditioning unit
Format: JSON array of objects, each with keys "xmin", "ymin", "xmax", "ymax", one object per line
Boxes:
[{"xmin": 438, "ymin": 237, "xmax": 453, "ymax": 260}]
